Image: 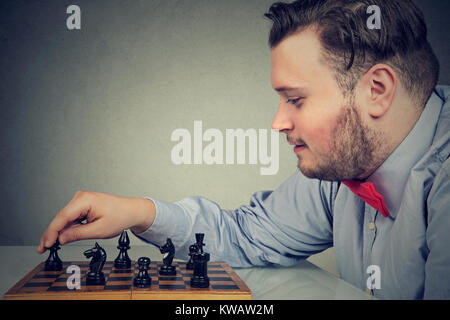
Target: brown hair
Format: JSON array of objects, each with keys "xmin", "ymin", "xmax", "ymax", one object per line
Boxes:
[{"xmin": 265, "ymin": 0, "xmax": 439, "ymax": 107}]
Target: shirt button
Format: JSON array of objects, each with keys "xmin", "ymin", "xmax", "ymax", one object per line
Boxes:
[{"xmin": 368, "ymin": 222, "xmax": 375, "ymax": 230}]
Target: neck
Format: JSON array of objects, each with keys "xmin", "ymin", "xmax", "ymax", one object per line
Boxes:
[{"xmin": 362, "ymin": 96, "xmax": 423, "ymax": 180}]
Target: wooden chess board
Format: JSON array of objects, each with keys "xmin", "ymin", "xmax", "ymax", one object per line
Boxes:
[{"xmin": 3, "ymin": 261, "xmax": 252, "ymax": 300}]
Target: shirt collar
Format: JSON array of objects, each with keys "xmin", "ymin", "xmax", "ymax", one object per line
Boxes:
[{"xmin": 366, "ymin": 91, "xmax": 443, "ymax": 218}]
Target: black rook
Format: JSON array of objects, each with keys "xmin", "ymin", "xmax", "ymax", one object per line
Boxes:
[{"xmin": 190, "ymin": 233, "xmax": 210, "ymax": 288}]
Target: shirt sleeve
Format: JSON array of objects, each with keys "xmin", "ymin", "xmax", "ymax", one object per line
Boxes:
[
  {"xmin": 424, "ymin": 159, "xmax": 450, "ymax": 299},
  {"xmin": 133, "ymin": 170, "xmax": 337, "ymax": 268}
]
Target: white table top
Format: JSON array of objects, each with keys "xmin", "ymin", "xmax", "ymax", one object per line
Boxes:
[{"xmin": 0, "ymin": 245, "xmax": 373, "ymax": 300}]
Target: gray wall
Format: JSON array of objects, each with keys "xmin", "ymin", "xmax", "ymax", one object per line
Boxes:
[
  {"xmin": 0, "ymin": 0, "xmax": 287, "ymax": 246},
  {"xmin": 1, "ymin": 1, "xmax": 449, "ymax": 275}
]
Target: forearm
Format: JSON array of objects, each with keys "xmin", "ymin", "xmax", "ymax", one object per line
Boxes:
[
  {"xmin": 131, "ymin": 197, "xmax": 195, "ymax": 256},
  {"xmin": 133, "ymin": 171, "xmax": 336, "ymax": 268},
  {"xmin": 129, "ymin": 197, "xmax": 156, "ymax": 234}
]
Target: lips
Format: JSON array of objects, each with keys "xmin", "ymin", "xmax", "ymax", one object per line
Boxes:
[
  {"xmin": 287, "ymin": 137, "xmax": 307, "ymax": 152},
  {"xmin": 294, "ymin": 144, "xmax": 306, "ymax": 152}
]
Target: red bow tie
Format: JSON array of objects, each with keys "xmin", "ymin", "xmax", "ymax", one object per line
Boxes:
[{"xmin": 343, "ymin": 180, "xmax": 390, "ymax": 217}]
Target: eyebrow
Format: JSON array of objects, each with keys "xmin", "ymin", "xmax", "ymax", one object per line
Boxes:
[{"xmin": 274, "ymin": 86, "xmax": 308, "ymax": 94}]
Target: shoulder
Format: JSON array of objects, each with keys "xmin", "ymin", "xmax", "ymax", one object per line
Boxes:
[
  {"xmin": 428, "ymin": 157, "xmax": 450, "ymax": 212},
  {"xmin": 424, "ymin": 86, "xmax": 450, "ymax": 206},
  {"xmin": 405, "ymin": 125, "xmax": 450, "ymax": 223},
  {"xmin": 409, "ymin": 128, "xmax": 450, "ymax": 198}
]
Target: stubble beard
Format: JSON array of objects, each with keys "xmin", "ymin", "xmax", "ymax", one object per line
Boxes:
[{"xmin": 296, "ymin": 97, "xmax": 387, "ymax": 181}]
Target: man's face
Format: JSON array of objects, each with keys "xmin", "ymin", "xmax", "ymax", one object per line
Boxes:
[{"xmin": 271, "ymin": 28, "xmax": 382, "ymax": 181}]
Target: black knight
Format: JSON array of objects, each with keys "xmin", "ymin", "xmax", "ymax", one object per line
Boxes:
[
  {"xmin": 84, "ymin": 242, "xmax": 107, "ymax": 285},
  {"xmin": 159, "ymin": 238, "xmax": 176, "ymax": 275}
]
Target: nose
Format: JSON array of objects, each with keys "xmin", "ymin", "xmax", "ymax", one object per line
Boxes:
[{"xmin": 271, "ymin": 101, "xmax": 294, "ymax": 132}]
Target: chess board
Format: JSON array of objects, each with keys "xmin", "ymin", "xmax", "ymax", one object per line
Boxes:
[{"xmin": 3, "ymin": 261, "xmax": 252, "ymax": 300}]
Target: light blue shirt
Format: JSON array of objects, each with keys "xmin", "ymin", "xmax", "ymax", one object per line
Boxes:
[{"xmin": 135, "ymin": 86, "xmax": 450, "ymax": 299}]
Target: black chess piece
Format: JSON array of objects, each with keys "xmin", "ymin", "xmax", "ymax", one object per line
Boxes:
[
  {"xmin": 190, "ymin": 233, "xmax": 210, "ymax": 288},
  {"xmin": 186, "ymin": 243, "xmax": 198, "ymax": 270},
  {"xmin": 114, "ymin": 230, "xmax": 132, "ymax": 269},
  {"xmin": 133, "ymin": 257, "xmax": 152, "ymax": 288},
  {"xmin": 84, "ymin": 242, "xmax": 107, "ymax": 285},
  {"xmin": 44, "ymin": 239, "xmax": 63, "ymax": 271},
  {"xmin": 159, "ymin": 238, "xmax": 176, "ymax": 275}
]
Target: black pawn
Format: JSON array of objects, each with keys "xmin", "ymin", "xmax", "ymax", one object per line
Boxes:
[
  {"xmin": 114, "ymin": 230, "xmax": 132, "ymax": 269},
  {"xmin": 44, "ymin": 239, "xmax": 63, "ymax": 271},
  {"xmin": 134, "ymin": 257, "xmax": 152, "ymax": 288},
  {"xmin": 190, "ymin": 233, "xmax": 210, "ymax": 288}
]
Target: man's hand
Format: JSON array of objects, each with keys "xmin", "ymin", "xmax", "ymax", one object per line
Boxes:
[{"xmin": 37, "ymin": 191, "xmax": 156, "ymax": 253}]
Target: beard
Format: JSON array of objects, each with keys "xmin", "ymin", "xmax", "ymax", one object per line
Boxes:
[{"xmin": 293, "ymin": 96, "xmax": 387, "ymax": 181}]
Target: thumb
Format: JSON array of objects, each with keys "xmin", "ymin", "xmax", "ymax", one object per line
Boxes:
[{"xmin": 59, "ymin": 221, "xmax": 101, "ymax": 245}]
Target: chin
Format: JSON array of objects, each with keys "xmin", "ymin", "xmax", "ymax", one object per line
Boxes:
[
  {"xmin": 297, "ymin": 159, "xmax": 341, "ymax": 181},
  {"xmin": 296, "ymin": 161, "xmax": 317, "ymax": 179}
]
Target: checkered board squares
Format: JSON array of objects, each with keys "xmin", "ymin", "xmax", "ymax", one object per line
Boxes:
[
  {"xmin": 131, "ymin": 262, "xmax": 247, "ymax": 299},
  {"xmin": 3, "ymin": 261, "xmax": 252, "ymax": 300},
  {"xmin": 140, "ymin": 262, "xmax": 239, "ymax": 290},
  {"xmin": 6, "ymin": 262, "xmax": 132, "ymax": 299}
]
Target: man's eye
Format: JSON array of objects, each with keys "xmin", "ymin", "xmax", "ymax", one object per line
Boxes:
[{"xmin": 286, "ymin": 97, "xmax": 302, "ymax": 105}]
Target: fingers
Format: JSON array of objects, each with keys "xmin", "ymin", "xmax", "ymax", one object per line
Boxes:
[
  {"xmin": 37, "ymin": 191, "xmax": 136, "ymax": 254},
  {"xmin": 58, "ymin": 220, "xmax": 102, "ymax": 245},
  {"xmin": 37, "ymin": 192, "xmax": 91, "ymax": 254}
]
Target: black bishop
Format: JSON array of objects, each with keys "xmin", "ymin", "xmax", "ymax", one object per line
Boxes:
[{"xmin": 114, "ymin": 230, "xmax": 132, "ymax": 269}]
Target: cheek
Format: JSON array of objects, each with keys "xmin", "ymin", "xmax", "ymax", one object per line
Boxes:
[
  {"xmin": 296, "ymin": 113, "xmax": 336, "ymax": 151},
  {"xmin": 311, "ymin": 126, "xmax": 334, "ymax": 153}
]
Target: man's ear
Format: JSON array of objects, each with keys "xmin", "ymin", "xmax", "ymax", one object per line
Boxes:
[{"xmin": 361, "ymin": 64, "xmax": 397, "ymax": 118}]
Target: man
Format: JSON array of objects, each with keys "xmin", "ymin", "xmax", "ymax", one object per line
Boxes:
[{"xmin": 37, "ymin": 0, "xmax": 449, "ymax": 299}]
